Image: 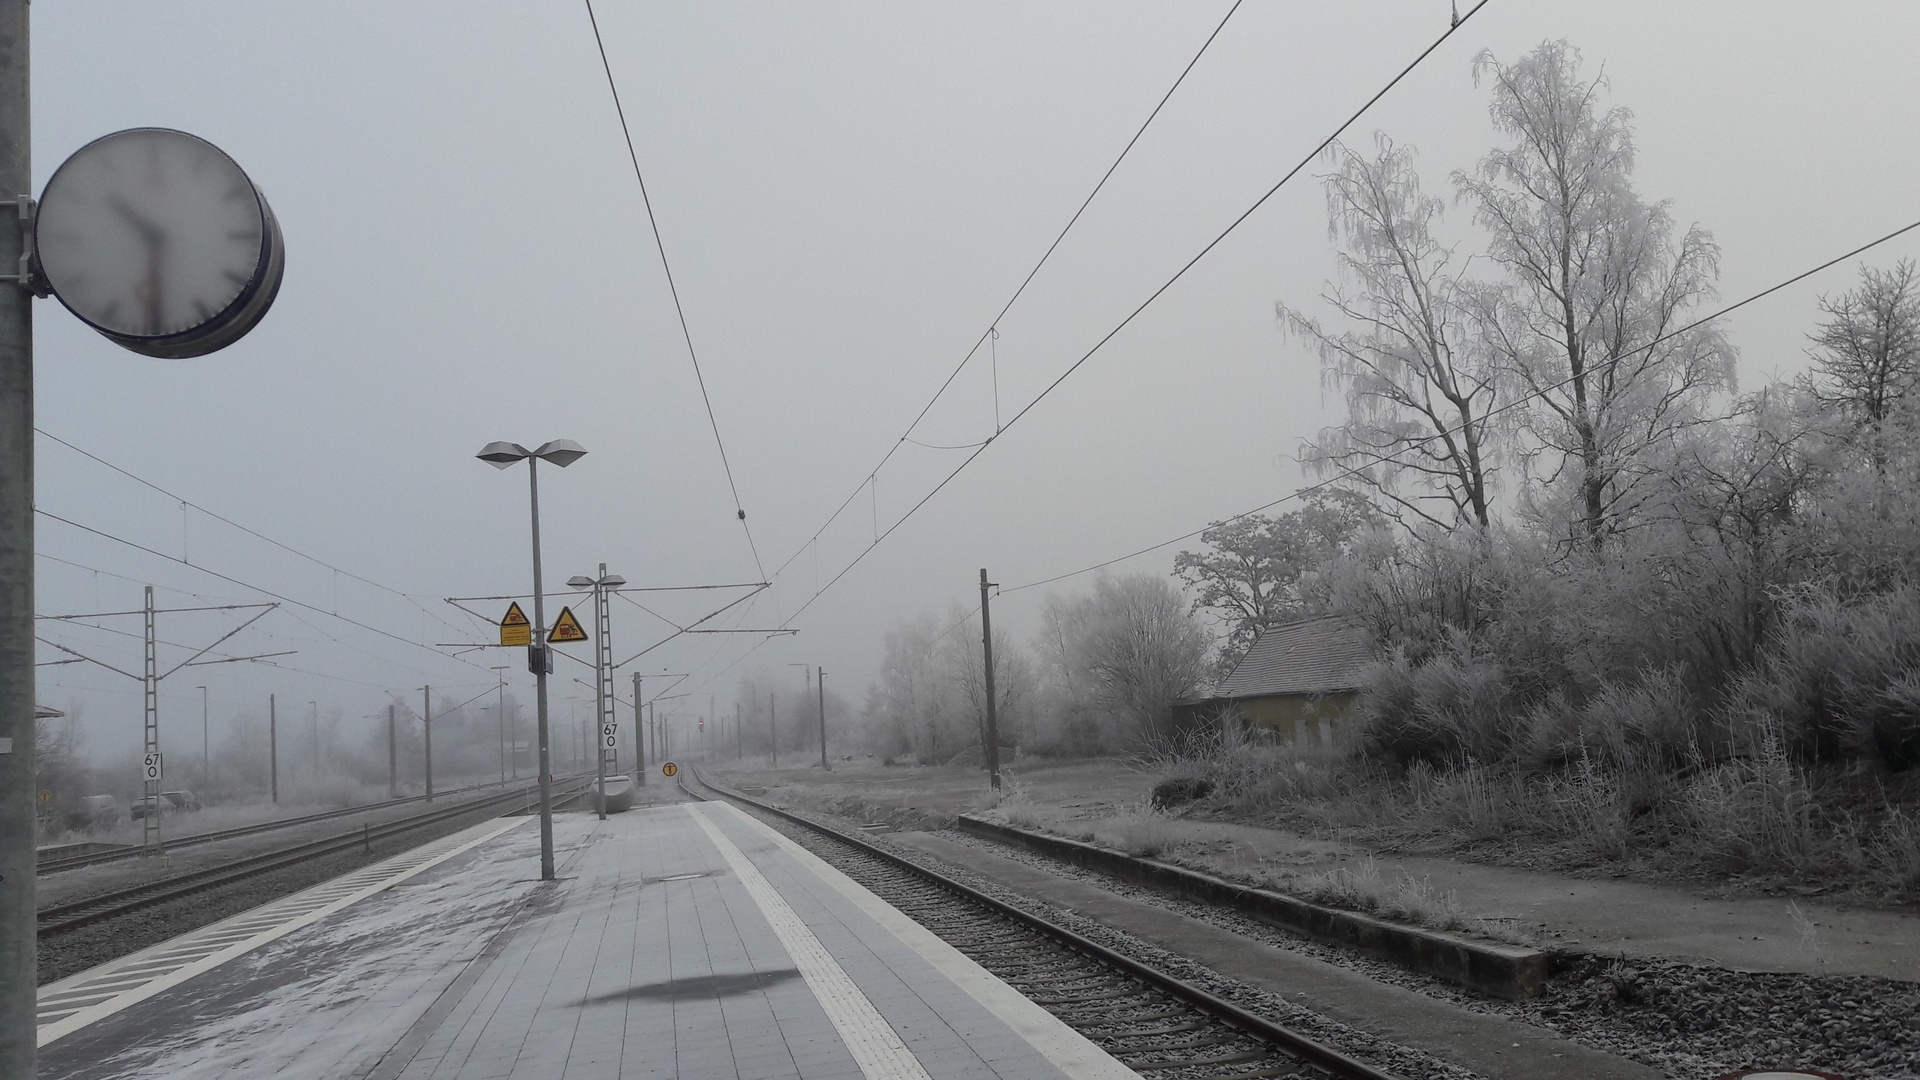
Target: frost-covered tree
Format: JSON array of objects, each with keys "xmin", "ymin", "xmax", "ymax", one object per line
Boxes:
[
  {"xmin": 1457, "ymin": 41, "xmax": 1735, "ymax": 550},
  {"xmin": 949, "ymin": 622, "xmax": 1034, "ymax": 759},
  {"xmin": 1173, "ymin": 488, "xmax": 1380, "ymax": 671},
  {"xmin": 1805, "ymin": 259, "xmax": 1920, "ymax": 473},
  {"xmin": 1036, "ymin": 575, "xmax": 1211, "ymax": 747},
  {"xmin": 871, "ymin": 612, "xmax": 965, "ymax": 763},
  {"xmin": 1281, "ymin": 135, "xmax": 1500, "ymax": 530}
]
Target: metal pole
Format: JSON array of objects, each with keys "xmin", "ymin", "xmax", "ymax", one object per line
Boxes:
[
  {"xmin": 527, "ymin": 458, "xmax": 556, "ymax": 881},
  {"xmin": 421, "ymin": 687, "xmax": 432, "ymax": 802},
  {"xmin": 818, "ymin": 667, "xmax": 829, "ymax": 771},
  {"xmin": 769, "ymin": 692, "xmax": 777, "ymax": 767},
  {"xmin": 0, "ymin": 4, "xmax": 32, "ymax": 1053},
  {"xmin": 591, "ymin": 571, "xmax": 606, "ymax": 820},
  {"xmin": 735, "ymin": 705, "xmax": 741, "ymax": 760},
  {"xmin": 641, "ymin": 668, "xmax": 656, "ymax": 776},
  {"xmin": 269, "ymin": 694, "xmax": 278, "ymax": 803},
  {"xmin": 143, "ymin": 586, "xmax": 161, "ymax": 849},
  {"xmin": 495, "ymin": 667, "xmax": 507, "ymax": 786},
  {"xmin": 980, "ymin": 568, "xmax": 1001, "ymax": 791},
  {"xmin": 386, "ymin": 702, "xmax": 396, "ymax": 798},
  {"xmin": 199, "ymin": 685, "xmax": 209, "ymax": 785},
  {"xmin": 310, "ymin": 700, "xmax": 319, "ymax": 777}
]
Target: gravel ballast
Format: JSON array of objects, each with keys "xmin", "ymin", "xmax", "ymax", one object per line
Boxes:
[{"xmin": 935, "ymin": 827, "xmax": 1920, "ymax": 1080}]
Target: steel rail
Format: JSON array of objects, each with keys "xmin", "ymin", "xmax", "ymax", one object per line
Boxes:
[
  {"xmin": 683, "ymin": 769, "xmax": 1400, "ymax": 1080},
  {"xmin": 37, "ymin": 778, "xmax": 523, "ymax": 875},
  {"xmin": 37, "ymin": 775, "xmax": 591, "ymax": 937}
]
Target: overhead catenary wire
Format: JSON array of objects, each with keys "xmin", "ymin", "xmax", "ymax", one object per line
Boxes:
[
  {"xmin": 36, "ymin": 428, "xmax": 470, "ymax": 639},
  {"xmin": 33, "ymin": 563, "xmax": 464, "ymax": 696},
  {"xmin": 774, "ymin": 0, "xmax": 1495, "ymax": 628},
  {"xmin": 582, "ymin": 0, "xmax": 766, "ymax": 580},
  {"xmin": 1000, "ymin": 215, "xmax": 1920, "ymax": 594},
  {"xmin": 767, "ymin": 0, "xmax": 1247, "ymax": 585},
  {"xmin": 36, "ymin": 508, "xmax": 493, "ymax": 675}
]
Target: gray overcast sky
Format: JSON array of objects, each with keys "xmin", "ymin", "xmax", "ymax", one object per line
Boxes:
[{"xmin": 29, "ymin": 1, "xmax": 1920, "ymax": 754}]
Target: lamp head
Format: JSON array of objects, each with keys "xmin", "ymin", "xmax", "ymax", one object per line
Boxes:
[
  {"xmin": 566, "ymin": 576, "xmax": 595, "ymax": 589},
  {"xmin": 532, "ymin": 439, "xmax": 587, "ymax": 467},
  {"xmin": 477, "ymin": 441, "xmax": 531, "ymax": 468},
  {"xmin": 602, "ymin": 574, "xmax": 627, "ymax": 588}
]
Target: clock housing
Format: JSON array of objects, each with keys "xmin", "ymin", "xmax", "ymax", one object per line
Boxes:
[{"xmin": 34, "ymin": 128, "xmax": 285, "ymax": 359}]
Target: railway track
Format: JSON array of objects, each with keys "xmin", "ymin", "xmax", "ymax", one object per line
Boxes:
[
  {"xmin": 37, "ymin": 775, "xmax": 590, "ymax": 938},
  {"xmin": 683, "ymin": 770, "xmax": 1401, "ymax": 1080},
  {"xmin": 36, "ymin": 778, "xmax": 527, "ymax": 875}
]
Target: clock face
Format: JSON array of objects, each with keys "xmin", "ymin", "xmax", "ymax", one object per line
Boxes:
[{"xmin": 36, "ymin": 128, "xmax": 282, "ymax": 357}]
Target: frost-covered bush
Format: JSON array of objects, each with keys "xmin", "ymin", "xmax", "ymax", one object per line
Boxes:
[
  {"xmin": 1351, "ymin": 640, "xmax": 1520, "ymax": 767},
  {"xmin": 1574, "ymin": 666, "xmax": 1705, "ymax": 768},
  {"xmin": 1722, "ymin": 585, "xmax": 1920, "ymax": 769}
]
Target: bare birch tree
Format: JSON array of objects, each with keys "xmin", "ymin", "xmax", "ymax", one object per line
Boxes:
[
  {"xmin": 1806, "ymin": 259, "xmax": 1920, "ymax": 474},
  {"xmin": 1456, "ymin": 41, "xmax": 1735, "ymax": 549},
  {"xmin": 1281, "ymin": 135, "xmax": 1499, "ymax": 530}
]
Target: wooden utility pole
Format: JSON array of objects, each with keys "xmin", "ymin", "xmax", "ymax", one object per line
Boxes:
[
  {"xmin": 979, "ymin": 569, "xmax": 1001, "ymax": 791},
  {"xmin": 817, "ymin": 667, "xmax": 829, "ymax": 770}
]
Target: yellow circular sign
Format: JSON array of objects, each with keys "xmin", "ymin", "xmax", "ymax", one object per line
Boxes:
[{"xmin": 661, "ymin": 761, "xmax": 678, "ymax": 777}]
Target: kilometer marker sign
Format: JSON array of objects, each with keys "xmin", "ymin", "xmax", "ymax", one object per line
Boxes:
[{"xmin": 499, "ymin": 601, "xmax": 532, "ymax": 647}]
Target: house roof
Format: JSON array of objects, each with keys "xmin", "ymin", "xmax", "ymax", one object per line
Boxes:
[
  {"xmin": 1215, "ymin": 615, "xmax": 1373, "ymax": 699},
  {"xmin": 35, "ymin": 705, "xmax": 64, "ymax": 719}
]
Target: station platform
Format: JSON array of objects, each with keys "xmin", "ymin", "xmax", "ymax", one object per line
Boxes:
[{"xmin": 36, "ymin": 796, "xmax": 1136, "ymax": 1080}]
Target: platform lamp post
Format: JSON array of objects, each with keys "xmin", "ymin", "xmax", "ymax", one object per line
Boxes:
[
  {"xmin": 568, "ymin": 566, "xmax": 623, "ymax": 821},
  {"xmin": 477, "ymin": 439, "xmax": 586, "ymax": 882}
]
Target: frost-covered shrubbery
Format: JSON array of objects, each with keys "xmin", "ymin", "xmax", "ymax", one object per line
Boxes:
[{"xmin": 1723, "ymin": 586, "xmax": 1920, "ymax": 770}]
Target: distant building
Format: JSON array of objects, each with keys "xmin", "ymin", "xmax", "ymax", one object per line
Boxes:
[{"xmin": 1191, "ymin": 615, "xmax": 1374, "ymax": 744}]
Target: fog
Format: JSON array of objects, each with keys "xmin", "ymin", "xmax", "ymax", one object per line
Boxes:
[{"xmin": 29, "ymin": 2, "xmax": 1920, "ymax": 790}]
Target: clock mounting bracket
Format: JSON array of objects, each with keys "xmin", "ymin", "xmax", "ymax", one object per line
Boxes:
[{"xmin": 0, "ymin": 196, "xmax": 46, "ymax": 298}]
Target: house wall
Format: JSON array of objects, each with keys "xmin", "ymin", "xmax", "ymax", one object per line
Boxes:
[{"xmin": 1237, "ymin": 692, "xmax": 1357, "ymax": 744}]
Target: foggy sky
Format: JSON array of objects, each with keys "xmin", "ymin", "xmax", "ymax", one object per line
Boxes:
[{"xmin": 29, "ymin": 1, "xmax": 1920, "ymax": 760}]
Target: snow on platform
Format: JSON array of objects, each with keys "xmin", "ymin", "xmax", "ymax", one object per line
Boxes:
[{"xmin": 37, "ymin": 800, "xmax": 1132, "ymax": 1080}]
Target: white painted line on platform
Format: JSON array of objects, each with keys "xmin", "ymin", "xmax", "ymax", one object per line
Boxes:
[
  {"xmin": 689, "ymin": 803, "xmax": 936, "ymax": 1080},
  {"xmin": 36, "ymin": 815, "xmax": 530, "ymax": 1048},
  {"xmin": 713, "ymin": 800, "xmax": 1139, "ymax": 1080}
]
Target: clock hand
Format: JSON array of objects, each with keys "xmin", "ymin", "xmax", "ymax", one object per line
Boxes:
[
  {"xmin": 105, "ymin": 194, "xmax": 168, "ymax": 249},
  {"xmin": 106, "ymin": 196, "xmax": 169, "ymax": 335}
]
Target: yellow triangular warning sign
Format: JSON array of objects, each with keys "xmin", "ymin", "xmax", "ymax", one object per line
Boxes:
[
  {"xmin": 549, "ymin": 605, "xmax": 589, "ymax": 643},
  {"xmin": 499, "ymin": 601, "xmax": 532, "ymax": 647}
]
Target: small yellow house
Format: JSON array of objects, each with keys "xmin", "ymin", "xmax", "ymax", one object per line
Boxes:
[{"xmin": 1209, "ymin": 615, "xmax": 1373, "ymax": 744}]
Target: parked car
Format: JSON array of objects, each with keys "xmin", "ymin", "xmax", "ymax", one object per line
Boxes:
[{"xmin": 129, "ymin": 790, "xmax": 202, "ymax": 819}]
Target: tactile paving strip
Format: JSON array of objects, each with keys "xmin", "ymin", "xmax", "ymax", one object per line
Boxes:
[{"xmin": 35, "ymin": 816, "xmax": 529, "ymax": 1047}]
